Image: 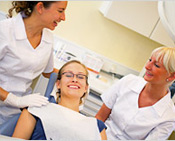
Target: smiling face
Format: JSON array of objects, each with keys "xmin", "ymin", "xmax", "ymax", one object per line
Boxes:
[
  {"xmin": 37, "ymin": 1, "xmax": 67, "ymax": 30},
  {"xmin": 57, "ymin": 62, "xmax": 88, "ymax": 101},
  {"xmin": 144, "ymin": 55, "xmax": 170, "ymax": 85}
]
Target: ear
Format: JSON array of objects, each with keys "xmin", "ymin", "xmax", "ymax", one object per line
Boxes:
[
  {"xmin": 56, "ymin": 80, "xmax": 61, "ymax": 89},
  {"xmin": 167, "ymin": 72, "xmax": 175, "ymax": 82},
  {"xmin": 36, "ymin": 2, "xmax": 44, "ymax": 14},
  {"xmin": 84, "ymin": 84, "xmax": 89, "ymax": 94}
]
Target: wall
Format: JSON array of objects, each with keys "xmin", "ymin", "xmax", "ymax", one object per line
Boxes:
[{"xmin": 0, "ymin": 1, "xmax": 162, "ymax": 72}]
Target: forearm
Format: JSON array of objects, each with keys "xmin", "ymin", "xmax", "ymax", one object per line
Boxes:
[
  {"xmin": 42, "ymin": 68, "xmax": 59, "ymax": 78},
  {"xmin": 100, "ymin": 129, "xmax": 107, "ymax": 140},
  {"xmin": 95, "ymin": 104, "xmax": 111, "ymax": 122},
  {"xmin": 0, "ymin": 87, "xmax": 9, "ymax": 101}
]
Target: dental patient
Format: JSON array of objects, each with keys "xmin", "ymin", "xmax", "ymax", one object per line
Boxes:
[{"xmin": 12, "ymin": 60, "xmax": 107, "ymax": 140}]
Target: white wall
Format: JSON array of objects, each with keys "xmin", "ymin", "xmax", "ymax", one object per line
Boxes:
[{"xmin": 0, "ymin": 1, "xmax": 162, "ymax": 72}]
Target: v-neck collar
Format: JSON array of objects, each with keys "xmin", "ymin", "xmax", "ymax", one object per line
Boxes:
[{"xmin": 14, "ymin": 13, "xmax": 53, "ymax": 44}]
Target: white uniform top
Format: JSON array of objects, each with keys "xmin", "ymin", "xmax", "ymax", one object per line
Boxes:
[
  {"xmin": 101, "ymin": 74, "xmax": 175, "ymax": 140},
  {"xmin": 0, "ymin": 13, "xmax": 54, "ymax": 124}
]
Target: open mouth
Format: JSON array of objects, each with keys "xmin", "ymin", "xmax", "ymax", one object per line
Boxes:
[
  {"xmin": 68, "ymin": 85, "xmax": 80, "ymax": 89},
  {"xmin": 53, "ymin": 21, "xmax": 58, "ymax": 26},
  {"xmin": 145, "ymin": 71, "xmax": 153, "ymax": 77}
]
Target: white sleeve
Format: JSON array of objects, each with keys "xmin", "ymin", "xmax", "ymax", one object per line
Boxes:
[
  {"xmin": 145, "ymin": 121, "xmax": 175, "ymax": 140},
  {"xmin": 101, "ymin": 75, "xmax": 130, "ymax": 109},
  {"xmin": 101, "ymin": 74, "xmax": 137, "ymax": 109},
  {"xmin": 43, "ymin": 48, "xmax": 54, "ymax": 73}
]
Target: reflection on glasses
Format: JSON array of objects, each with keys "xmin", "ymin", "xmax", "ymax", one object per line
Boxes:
[{"xmin": 62, "ymin": 72, "xmax": 87, "ymax": 80}]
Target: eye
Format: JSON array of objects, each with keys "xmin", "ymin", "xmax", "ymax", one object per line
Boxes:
[
  {"xmin": 65, "ymin": 73, "xmax": 73, "ymax": 77},
  {"xmin": 149, "ymin": 58, "xmax": 152, "ymax": 62},
  {"xmin": 77, "ymin": 75, "xmax": 86, "ymax": 80},
  {"xmin": 154, "ymin": 63, "xmax": 160, "ymax": 68},
  {"xmin": 58, "ymin": 10, "xmax": 64, "ymax": 13}
]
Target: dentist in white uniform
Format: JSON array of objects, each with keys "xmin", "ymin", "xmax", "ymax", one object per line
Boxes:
[
  {"xmin": 96, "ymin": 47, "xmax": 175, "ymax": 140},
  {"xmin": 0, "ymin": 1, "xmax": 67, "ymax": 125}
]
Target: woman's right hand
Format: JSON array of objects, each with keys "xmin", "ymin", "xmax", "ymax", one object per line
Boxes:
[{"xmin": 4, "ymin": 93, "xmax": 49, "ymax": 108}]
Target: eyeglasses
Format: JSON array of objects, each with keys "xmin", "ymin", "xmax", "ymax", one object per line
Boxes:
[{"xmin": 62, "ymin": 72, "xmax": 88, "ymax": 80}]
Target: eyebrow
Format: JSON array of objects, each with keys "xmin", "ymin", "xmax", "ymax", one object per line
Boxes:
[
  {"xmin": 58, "ymin": 8, "xmax": 65, "ymax": 10},
  {"xmin": 66, "ymin": 71, "xmax": 85, "ymax": 74}
]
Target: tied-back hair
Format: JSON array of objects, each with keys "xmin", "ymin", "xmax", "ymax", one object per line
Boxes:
[
  {"xmin": 151, "ymin": 47, "xmax": 175, "ymax": 74},
  {"xmin": 8, "ymin": 1, "xmax": 56, "ymax": 18},
  {"xmin": 56, "ymin": 60, "xmax": 89, "ymax": 106}
]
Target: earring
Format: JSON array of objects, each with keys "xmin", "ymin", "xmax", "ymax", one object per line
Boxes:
[{"xmin": 166, "ymin": 79, "xmax": 169, "ymax": 82}]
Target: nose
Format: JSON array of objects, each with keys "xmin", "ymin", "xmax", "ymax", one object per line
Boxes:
[
  {"xmin": 72, "ymin": 75, "xmax": 78, "ymax": 82},
  {"xmin": 145, "ymin": 60, "xmax": 152, "ymax": 70},
  {"xmin": 60, "ymin": 12, "xmax": 66, "ymax": 21}
]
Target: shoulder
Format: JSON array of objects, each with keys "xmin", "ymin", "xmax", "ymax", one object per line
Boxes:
[
  {"xmin": 116, "ymin": 74, "xmax": 143, "ymax": 86},
  {"xmin": 0, "ymin": 17, "xmax": 14, "ymax": 40}
]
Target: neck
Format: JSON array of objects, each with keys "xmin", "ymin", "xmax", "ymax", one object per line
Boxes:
[
  {"xmin": 145, "ymin": 83, "xmax": 168, "ymax": 100},
  {"xmin": 59, "ymin": 97, "xmax": 80, "ymax": 112},
  {"xmin": 23, "ymin": 14, "xmax": 43, "ymax": 38}
]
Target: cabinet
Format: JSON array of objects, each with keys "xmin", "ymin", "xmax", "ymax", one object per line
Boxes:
[{"xmin": 100, "ymin": 1, "xmax": 175, "ymax": 47}]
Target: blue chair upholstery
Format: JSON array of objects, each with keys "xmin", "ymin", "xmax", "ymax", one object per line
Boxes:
[
  {"xmin": 0, "ymin": 114, "xmax": 20, "ymax": 136},
  {"xmin": 170, "ymin": 82, "xmax": 175, "ymax": 98},
  {"xmin": 0, "ymin": 72, "xmax": 58, "ymax": 137},
  {"xmin": 45, "ymin": 72, "xmax": 58, "ymax": 103}
]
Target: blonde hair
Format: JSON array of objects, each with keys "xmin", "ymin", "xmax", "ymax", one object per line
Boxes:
[
  {"xmin": 151, "ymin": 47, "xmax": 175, "ymax": 74},
  {"xmin": 56, "ymin": 60, "xmax": 89, "ymax": 106}
]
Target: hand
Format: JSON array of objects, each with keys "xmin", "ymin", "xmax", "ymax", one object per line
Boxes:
[{"xmin": 4, "ymin": 93, "xmax": 49, "ymax": 108}]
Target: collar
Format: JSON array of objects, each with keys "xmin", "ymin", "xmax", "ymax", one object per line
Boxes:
[
  {"xmin": 14, "ymin": 13, "xmax": 27, "ymax": 40},
  {"xmin": 129, "ymin": 76, "xmax": 147, "ymax": 94},
  {"xmin": 128, "ymin": 76, "xmax": 172, "ymax": 117},
  {"xmin": 14, "ymin": 13, "xmax": 53, "ymax": 43},
  {"xmin": 153, "ymin": 92, "xmax": 172, "ymax": 117}
]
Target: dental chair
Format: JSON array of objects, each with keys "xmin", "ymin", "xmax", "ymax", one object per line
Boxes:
[
  {"xmin": 0, "ymin": 73, "xmax": 58, "ymax": 137},
  {"xmin": 170, "ymin": 82, "xmax": 175, "ymax": 98}
]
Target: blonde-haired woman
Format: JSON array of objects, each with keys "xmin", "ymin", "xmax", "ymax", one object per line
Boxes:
[
  {"xmin": 12, "ymin": 60, "xmax": 107, "ymax": 140},
  {"xmin": 96, "ymin": 47, "xmax": 175, "ymax": 140}
]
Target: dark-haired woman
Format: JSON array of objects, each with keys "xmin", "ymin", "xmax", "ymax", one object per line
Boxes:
[{"xmin": 0, "ymin": 1, "xmax": 67, "ymax": 126}]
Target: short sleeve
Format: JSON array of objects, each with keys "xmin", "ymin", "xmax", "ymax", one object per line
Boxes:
[
  {"xmin": 97, "ymin": 119, "xmax": 107, "ymax": 133},
  {"xmin": 101, "ymin": 74, "xmax": 137, "ymax": 109}
]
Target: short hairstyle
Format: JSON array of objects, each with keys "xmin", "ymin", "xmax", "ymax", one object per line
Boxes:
[
  {"xmin": 57, "ymin": 60, "xmax": 89, "ymax": 106},
  {"xmin": 151, "ymin": 47, "xmax": 175, "ymax": 74}
]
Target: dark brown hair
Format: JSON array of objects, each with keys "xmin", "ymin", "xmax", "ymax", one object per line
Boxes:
[{"xmin": 8, "ymin": 1, "xmax": 56, "ymax": 18}]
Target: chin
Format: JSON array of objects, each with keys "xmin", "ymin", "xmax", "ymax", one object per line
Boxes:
[{"xmin": 144, "ymin": 75, "xmax": 150, "ymax": 82}]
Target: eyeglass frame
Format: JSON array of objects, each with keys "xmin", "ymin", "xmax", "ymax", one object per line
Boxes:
[{"xmin": 61, "ymin": 72, "xmax": 88, "ymax": 80}]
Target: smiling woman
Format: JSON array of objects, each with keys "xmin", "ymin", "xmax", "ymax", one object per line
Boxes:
[
  {"xmin": 96, "ymin": 47, "xmax": 175, "ymax": 140},
  {"xmin": 0, "ymin": 1, "xmax": 67, "ymax": 136},
  {"xmin": 12, "ymin": 60, "xmax": 107, "ymax": 140}
]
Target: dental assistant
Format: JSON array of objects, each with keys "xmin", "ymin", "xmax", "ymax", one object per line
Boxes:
[
  {"xmin": 96, "ymin": 47, "xmax": 175, "ymax": 140},
  {"xmin": 0, "ymin": 1, "xmax": 67, "ymax": 125}
]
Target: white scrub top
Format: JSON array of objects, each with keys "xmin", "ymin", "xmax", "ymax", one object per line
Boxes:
[
  {"xmin": 0, "ymin": 13, "xmax": 54, "ymax": 124},
  {"xmin": 101, "ymin": 74, "xmax": 175, "ymax": 140}
]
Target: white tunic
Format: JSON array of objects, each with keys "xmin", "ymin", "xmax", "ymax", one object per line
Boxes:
[
  {"xmin": 0, "ymin": 13, "xmax": 54, "ymax": 124},
  {"xmin": 101, "ymin": 74, "xmax": 175, "ymax": 140}
]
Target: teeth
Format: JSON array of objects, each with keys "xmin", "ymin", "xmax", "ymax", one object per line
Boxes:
[{"xmin": 69, "ymin": 85, "xmax": 78, "ymax": 89}]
